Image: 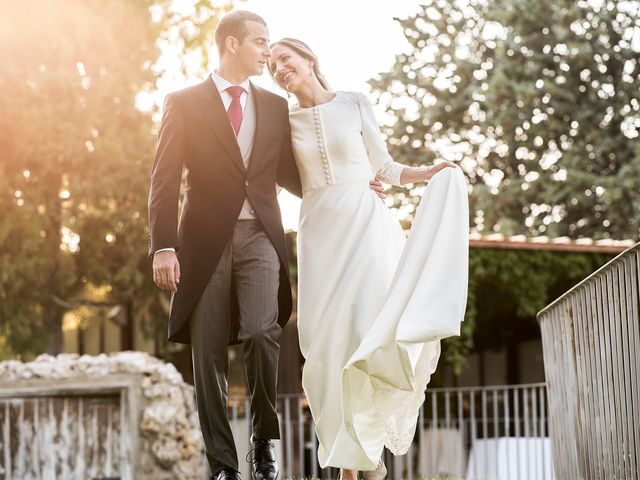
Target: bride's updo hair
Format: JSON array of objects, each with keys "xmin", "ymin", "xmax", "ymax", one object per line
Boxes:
[{"xmin": 269, "ymin": 38, "xmax": 330, "ymax": 90}]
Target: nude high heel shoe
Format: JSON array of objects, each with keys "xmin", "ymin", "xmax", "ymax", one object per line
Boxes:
[{"xmin": 361, "ymin": 458, "xmax": 387, "ymax": 480}]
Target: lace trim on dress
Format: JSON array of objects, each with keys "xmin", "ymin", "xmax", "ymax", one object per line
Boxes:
[
  {"xmin": 370, "ymin": 341, "xmax": 442, "ymax": 455},
  {"xmin": 376, "ymin": 161, "xmax": 404, "ymax": 186},
  {"xmin": 332, "ymin": 91, "xmax": 368, "ymax": 106},
  {"xmin": 290, "ymin": 91, "xmax": 370, "ymax": 109}
]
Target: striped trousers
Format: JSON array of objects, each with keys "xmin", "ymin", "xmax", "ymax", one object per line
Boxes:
[{"xmin": 190, "ymin": 220, "xmax": 282, "ymax": 475}]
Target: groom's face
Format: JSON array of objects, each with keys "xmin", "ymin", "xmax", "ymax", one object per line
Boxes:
[{"xmin": 233, "ymin": 20, "xmax": 271, "ymax": 77}]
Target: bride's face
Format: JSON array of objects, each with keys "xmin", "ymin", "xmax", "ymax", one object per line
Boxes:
[{"xmin": 269, "ymin": 44, "xmax": 312, "ymax": 93}]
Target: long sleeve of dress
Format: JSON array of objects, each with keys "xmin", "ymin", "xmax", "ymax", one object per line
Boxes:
[{"xmin": 356, "ymin": 93, "xmax": 405, "ymax": 186}]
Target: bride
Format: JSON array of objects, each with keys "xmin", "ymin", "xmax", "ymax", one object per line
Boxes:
[{"xmin": 268, "ymin": 38, "xmax": 469, "ymax": 480}]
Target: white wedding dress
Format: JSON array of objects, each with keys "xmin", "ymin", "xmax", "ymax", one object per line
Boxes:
[{"xmin": 289, "ymin": 91, "xmax": 469, "ymax": 470}]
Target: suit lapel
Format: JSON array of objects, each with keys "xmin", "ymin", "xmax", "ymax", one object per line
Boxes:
[{"xmin": 195, "ymin": 77, "xmax": 245, "ymax": 173}]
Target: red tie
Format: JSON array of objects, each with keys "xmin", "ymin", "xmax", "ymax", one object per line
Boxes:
[{"xmin": 226, "ymin": 86, "xmax": 245, "ymax": 135}]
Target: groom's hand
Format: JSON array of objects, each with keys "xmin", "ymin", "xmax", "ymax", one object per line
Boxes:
[
  {"xmin": 153, "ymin": 251, "xmax": 180, "ymax": 292},
  {"xmin": 369, "ymin": 178, "xmax": 387, "ymax": 200}
]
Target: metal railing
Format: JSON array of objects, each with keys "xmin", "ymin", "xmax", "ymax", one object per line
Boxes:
[
  {"xmin": 229, "ymin": 383, "xmax": 553, "ymax": 479},
  {"xmin": 537, "ymin": 242, "xmax": 640, "ymax": 479}
]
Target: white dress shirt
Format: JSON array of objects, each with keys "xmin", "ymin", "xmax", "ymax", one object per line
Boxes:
[{"xmin": 210, "ymin": 70, "xmax": 250, "ymax": 112}]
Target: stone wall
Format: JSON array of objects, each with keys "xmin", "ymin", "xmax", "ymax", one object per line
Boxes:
[{"xmin": 0, "ymin": 351, "xmax": 207, "ymax": 480}]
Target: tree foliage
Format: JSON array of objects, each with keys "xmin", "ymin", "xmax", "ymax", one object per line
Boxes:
[
  {"xmin": 371, "ymin": 0, "xmax": 640, "ymax": 240},
  {"xmin": 0, "ymin": 0, "xmax": 230, "ymax": 357},
  {"xmin": 441, "ymin": 247, "xmax": 612, "ymax": 375}
]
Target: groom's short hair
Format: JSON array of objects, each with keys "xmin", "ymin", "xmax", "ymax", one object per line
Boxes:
[{"xmin": 215, "ymin": 10, "xmax": 267, "ymax": 58}]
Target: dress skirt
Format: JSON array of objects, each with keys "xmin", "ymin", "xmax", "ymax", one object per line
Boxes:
[{"xmin": 296, "ymin": 168, "xmax": 469, "ymax": 470}]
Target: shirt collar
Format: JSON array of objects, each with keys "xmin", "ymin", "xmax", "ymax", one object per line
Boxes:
[{"xmin": 211, "ymin": 71, "xmax": 251, "ymax": 94}]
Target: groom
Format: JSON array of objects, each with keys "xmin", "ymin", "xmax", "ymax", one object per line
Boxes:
[
  {"xmin": 148, "ymin": 11, "xmax": 300, "ymax": 480},
  {"xmin": 149, "ymin": 9, "xmax": 384, "ymax": 480}
]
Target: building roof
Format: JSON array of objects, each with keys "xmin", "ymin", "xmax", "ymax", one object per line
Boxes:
[{"xmin": 469, "ymin": 233, "xmax": 637, "ymax": 254}]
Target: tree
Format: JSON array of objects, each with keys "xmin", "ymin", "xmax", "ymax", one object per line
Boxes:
[
  {"xmin": 0, "ymin": 0, "xmax": 230, "ymax": 358},
  {"xmin": 368, "ymin": 0, "xmax": 638, "ymax": 373},
  {"xmin": 444, "ymin": 247, "xmax": 612, "ymax": 377},
  {"xmin": 371, "ymin": 0, "xmax": 640, "ymax": 240}
]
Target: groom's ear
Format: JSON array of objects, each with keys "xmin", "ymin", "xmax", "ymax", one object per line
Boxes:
[{"xmin": 225, "ymin": 36, "xmax": 240, "ymax": 55}]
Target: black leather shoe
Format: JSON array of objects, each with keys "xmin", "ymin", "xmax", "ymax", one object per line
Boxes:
[
  {"xmin": 211, "ymin": 468, "xmax": 240, "ymax": 480},
  {"xmin": 247, "ymin": 434, "xmax": 279, "ymax": 480}
]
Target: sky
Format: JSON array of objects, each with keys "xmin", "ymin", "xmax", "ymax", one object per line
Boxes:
[
  {"xmin": 240, "ymin": 0, "xmax": 420, "ymax": 93},
  {"xmin": 238, "ymin": 0, "xmax": 422, "ymax": 229}
]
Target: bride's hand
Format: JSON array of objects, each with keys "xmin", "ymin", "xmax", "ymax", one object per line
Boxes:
[
  {"xmin": 426, "ymin": 161, "xmax": 457, "ymax": 180},
  {"xmin": 369, "ymin": 178, "xmax": 387, "ymax": 200}
]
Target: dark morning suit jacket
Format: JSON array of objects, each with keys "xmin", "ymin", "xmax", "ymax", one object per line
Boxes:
[{"xmin": 148, "ymin": 77, "xmax": 303, "ymax": 344}]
